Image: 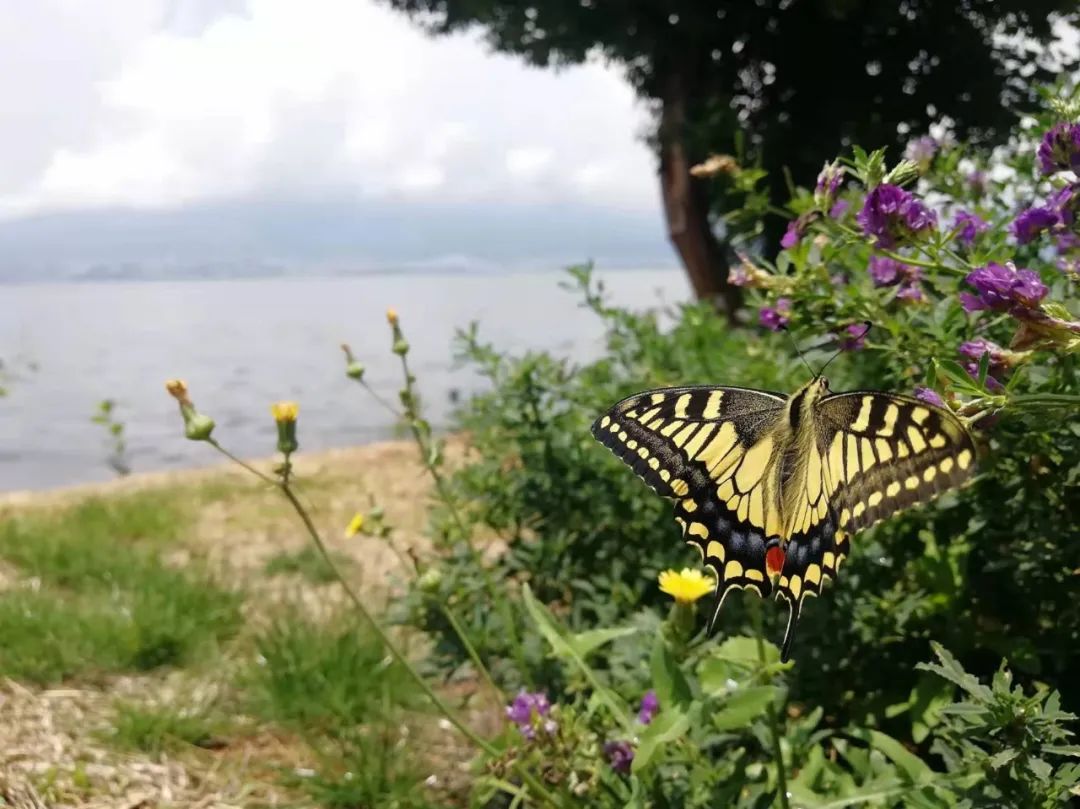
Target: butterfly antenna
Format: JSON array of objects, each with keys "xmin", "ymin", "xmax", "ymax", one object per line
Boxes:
[
  {"xmin": 816, "ymin": 321, "xmax": 872, "ymax": 379},
  {"xmin": 780, "ymin": 326, "xmax": 817, "ymax": 380}
]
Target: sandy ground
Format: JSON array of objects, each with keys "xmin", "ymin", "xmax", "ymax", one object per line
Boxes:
[{"xmin": 0, "ymin": 440, "xmax": 478, "ymax": 809}]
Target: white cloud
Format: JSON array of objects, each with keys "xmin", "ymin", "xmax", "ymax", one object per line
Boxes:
[{"xmin": 0, "ymin": 0, "xmax": 660, "ymax": 220}]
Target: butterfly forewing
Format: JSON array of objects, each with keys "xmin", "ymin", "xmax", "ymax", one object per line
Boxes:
[
  {"xmin": 591, "ymin": 386, "xmax": 786, "ymax": 607},
  {"xmin": 813, "ymin": 392, "xmax": 976, "ymax": 533}
]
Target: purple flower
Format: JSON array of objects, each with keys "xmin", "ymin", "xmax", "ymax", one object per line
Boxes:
[
  {"xmin": 780, "ymin": 220, "xmax": 802, "ymax": 249},
  {"xmin": 1037, "ymin": 122, "xmax": 1080, "ymax": 175},
  {"xmin": 604, "ymin": 740, "xmax": 634, "ymax": 774},
  {"xmin": 506, "ymin": 691, "xmax": 554, "ymax": 740},
  {"xmin": 638, "ymin": 690, "xmax": 659, "ymax": 725},
  {"xmin": 959, "ymin": 262, "xmax": 1048, "ymax": 315},
  {"xmin": 869, "ymin": 255, "xmax": 903, "ymax": 286},
  {"xmin": 953, "ymin": 210, "xmax": 988, "ymax": 247},
  {"xmin": 759, "ymin": 298, "xmax": 791, "ymax": 331},
  {"xmin": 838, "ymin": 323, "xmax": 869, "ymax": 351},
  {"xmin": 868, "ymin": 256, "xmax": 924, "ymax": 300},
  {"xmin": 958, "ymin": 338, "xmax": 1006, "ymax": 368},
  {"xmin": 857, "ymin": 184, "xmax": 938, "ymax": 248},
  {"xmin": 1050, "ymin": 184, "xmax": 1078, "ymax": 226},
  {"xmin": 829, "ymin": 199, "xmax": 850, "ymax": 219},
  {"xmin": 1011, "ymin": 205, "xmax": 1059, "ymax": 244},
  {"xmin": 815, "ymin": 161, "xmax": 844, "ymax": 208},
  {"xmin": 905, "ymin": 135, "xmax": 938, "ymax": 168},
  {"xmin": 914, "ymin": 387, "xmax": 946, "ymax": 408},
  {"xmin": 965, "ymin": 362, "xmax": 1005, "ymax": 392}
]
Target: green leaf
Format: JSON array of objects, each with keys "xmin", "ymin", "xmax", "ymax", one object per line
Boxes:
[
  {"xmin": 650, "ymin": 636, "xmax": 692, "ymax": 708},
  {"xmin": 847, "ymin": 728, "xmax": 933, "ymax": 783},
  {"xmin": 989, "ymin": 748, "xmax": 1020, "ymax": 769},
  {"xmin": 569, "ymin": 625, "xmax": 639, "ymax": 659},
  {"xmin": 632, "ymin": 705, "xmax": 692, "ymax": 773},
  {"xmin": 1043, "ymin": 744, "xmax": 1080, "ymax": 758},
  {"xmin": 520, "ymin": 584, "xmax": 631, "ymax": 726},
  {"xmin": 977, "ymin": 349, "xmax": 990, "ymax": 387},
  {"xmin": 924, "ymin": 358, "xmax": 939, "ymax": 388},
  {"xmin": 711, "ymin": 686, "xmax": 778, "ymax": 731},
  {"xmin": 909, "ymin": 673, "xmax": 955, "ymax": 743},
  {"xmin": 917, "ymin": 642, "xmax": 991, "ymax": 702}
]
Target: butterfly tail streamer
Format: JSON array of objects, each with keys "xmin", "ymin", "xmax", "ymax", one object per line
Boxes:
[{"xmin": 779, "ymin": 597, "xmax": 802, "ymax": 663}]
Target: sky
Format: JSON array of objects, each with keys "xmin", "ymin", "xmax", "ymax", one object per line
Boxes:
[{"xmin": 0, "ymin": 0, "xmax": 674, "ymax": 276}]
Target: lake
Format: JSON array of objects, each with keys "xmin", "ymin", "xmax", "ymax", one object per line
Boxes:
[{"xmin": 0, "ymin": 269, "xmax": 688, "ymax": 491}]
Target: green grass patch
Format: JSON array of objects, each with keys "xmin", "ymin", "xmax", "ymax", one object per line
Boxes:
[
  {"xmin": 263, "ymin": 546, "xmax": 344, "ymax": 584},
  {"xmin": 109, "ymin": 699, "xmax": 225, "ymax": 755},
  {"xmin": 0, "ymin": 491, "xmax": 243, "ymax": 684},
  {"xmin": 249, "ymin": 611, "xmax": 435, "ymax": 807}
]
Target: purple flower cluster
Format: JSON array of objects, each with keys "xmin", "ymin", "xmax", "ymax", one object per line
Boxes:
[
  {"xmin": 960, "ymin": 262, "xmax": 1048, "ymax": 317},
  {"xmin": 959, "ymin": 338, "xmax": 1007, "ymax": 391},
  {"xmin": 1037, "ymin": 122, "xmax": 1080, "ymax": 175},
  {"xmin": 506, "ymin": 691, "xmax": 556, "ymax": 740},
  {"xmin": 953, "ymin": 210, "xmax": 988, "ymax": 247},
  {"xmin": 868, "ymin": 256, "xmax": 924, "ymax": 301},
  {"xmin": 1012, "ymin": 205, "xmax": 1060, "ymax": 244},
  {"xmin": 914, "ymin": 387, "xmax": 946, "ymax": 408},
  {"xmin": 780, "ymin": 220, "xmax": 804, "ymax": 249},
  {"xmin": 857, "ymin": 184, "xmax": 938, "ymax": 248},
  {"xmin": 837, "ymin": 323, "xmax": 869, "ymax": 351},
  {"xmin": 637, "ymin": 690, "xmax": 659, "ymax": 724},
  {"xmin": 759, "ymin": 298, "xmax": 791, "ymax": 331},
  {"xmin": 815, "ymin": 161, "xmax": 845, "ymax": 209},
  {"xmin": 604, "ymin": 740, "xmax": 634, "ymax": 773}
]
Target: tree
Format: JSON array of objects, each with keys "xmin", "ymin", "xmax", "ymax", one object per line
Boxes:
[{"xmin": 383, "ymin": 0, "xmax": 1078, "ymax": 315}]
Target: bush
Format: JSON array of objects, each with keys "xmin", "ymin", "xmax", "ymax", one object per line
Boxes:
[{"xmin": 388, "ymin": 87, "xmax": 1080, "ymax": 804}]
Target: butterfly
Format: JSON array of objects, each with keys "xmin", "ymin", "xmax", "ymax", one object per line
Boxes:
[{"xmin": 591, "ymin": 376, "xmax": 976, "ymax": 661}]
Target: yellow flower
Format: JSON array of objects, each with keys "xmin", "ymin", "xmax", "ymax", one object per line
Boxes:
[
  {"xmin": 344, "ymin": 512, "xmax": 365, "ymax": 538},
  {"xmin": 165, "ymin": 378, "xmax": 190, "ymax": 405},
  {"xmin": 386, "ymin": 307, "xmax": 399, "ymax": 326},
  {"xmin": 658, "ymin": 568, "xmax": 715, "ymax": 604},
  {"xmin": 271, "ymin": 401, "xmax": 299, "ymax": 423}
]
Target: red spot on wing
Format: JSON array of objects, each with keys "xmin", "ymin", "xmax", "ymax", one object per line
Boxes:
[{"xmin": 765, "ymin": 545, "xmax": 786, "ymax": 578}]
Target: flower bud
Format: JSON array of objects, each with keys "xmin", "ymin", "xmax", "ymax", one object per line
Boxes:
[
  {"xmin": 271, "ymin": 401, "xmax": 299, "ymax": 455},
  {"xmin": 165, "ymin": 378, "xmax": 191, "ymax": 405},
  {"xmin": 346, "ymin": 361, "xmax": 366, "ymax": 381},
  {"xmin": 386, "ymin": 308, "xmax": 399, "ymax": 326},
  {"xmin": 393, "ymin": 338, "xmax": 410, "ymax": 356},
  {"xmin": 417, "ymin": 566, "xmax": 442, "ymax": 592},
  {"xmin": 184, "ymin": 412, "xmax": 216, "ymax": 442}
]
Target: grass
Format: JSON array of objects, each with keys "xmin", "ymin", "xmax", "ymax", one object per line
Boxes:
[
  {"xmin": 248, "ymin": 610, "xmax": 436, "ymax": 807},
  {"xmin": 109, "ymin": 699, "xmax": 225, "ymax": 755},
  {"xmin": 263, "ymin": 546, "xmax": 345, "ymax": 584},
  {"xmin": 0, "ymin": 492, "xmax": 243, "ymax": 683}
]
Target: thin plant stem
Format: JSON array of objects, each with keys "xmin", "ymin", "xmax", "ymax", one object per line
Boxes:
[
  {"xmin": 208, "ymin": 440, "xmax": 277, "ymax": 485},
  {"xmin": 751, "ymin": 600, "xmax": 791, "ymax": 809},
  {"xmin": 360, "ymin": 380, "xmax": 400, "ymax": 419},
  {"xmin": 394, "ymin": 348, "xmax": 529, "ymax": 678},
  {"xmin": 271, "ymin": 478, "xmax": 560, "ymax": 807},
  {"xmin": 440, "ymin": 601, "xmax": 504, "ymax": 702}
]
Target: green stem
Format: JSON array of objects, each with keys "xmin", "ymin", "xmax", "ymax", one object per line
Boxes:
[
  {"xmin": 751, "ymin": 600, "xmax": 791, "ymax": 809},
  {"xmin": 395, "ymin": 349, "xmax": 529, "ymax": 679},
  {"xmin": 1009, "ymin": 393, "xmax": 1080, "ymax": 407},
  {"xmin": 208, "ymin": 440, "xmax": 277, "ymax": 485},
  {"xmin": 359, "ymin": 380, "xmax": 400, "ymax": 419},
  {"xmin": 439, "ymin": 601, "xmax": 504, "ymax": 702},
  {"xmin": 275, "ymin": 481, "xmax": 560, "ymax": 806}
]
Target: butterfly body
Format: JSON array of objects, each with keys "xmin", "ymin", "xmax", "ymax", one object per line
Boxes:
[{"xmin": 592, "ymin": 377, "xmax": 976, "ymax": 661}]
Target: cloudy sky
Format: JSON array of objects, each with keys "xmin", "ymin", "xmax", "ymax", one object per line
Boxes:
[{"xmin": 0, "ymin": 0, "xmax": 674, "ymax": 274}]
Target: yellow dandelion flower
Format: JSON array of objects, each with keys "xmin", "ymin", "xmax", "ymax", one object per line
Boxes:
[
  {"xmin": 658, "ymin": 568, "xmax": 715, "ymax": 604},
  {"xmin": 271, "ymin": 401, "xmax": 299, "ymax": 423},
  {"xmin": 386, "ymin": 307, "xmax": 399, "ymax": 326},
  {"xmin": 344, "ymin": 512, "xmax": 365, "ymax": 538}
]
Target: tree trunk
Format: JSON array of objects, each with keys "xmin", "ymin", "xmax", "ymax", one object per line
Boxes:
[{"xmin": 658, "ymin": 76, "xmax": 742, "ymax": 319}]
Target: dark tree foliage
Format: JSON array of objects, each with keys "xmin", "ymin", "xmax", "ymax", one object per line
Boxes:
[{"xmin": 383, "ymin": 0, "xmax": 1078, "ymax": 311}]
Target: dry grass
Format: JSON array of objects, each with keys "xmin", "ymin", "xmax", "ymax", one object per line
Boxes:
[{"xmin": 0, "ymin": 439, "xmax": 485, "ymax": 809}]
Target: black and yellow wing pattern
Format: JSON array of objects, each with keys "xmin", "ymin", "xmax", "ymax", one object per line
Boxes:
[
  {"xmin": 592, "ymin": 382, "xmax": 976, "ymax": 662},
  {"xmin": 591, "ymin": 386, "xmax": 787, "ymax": 617}
]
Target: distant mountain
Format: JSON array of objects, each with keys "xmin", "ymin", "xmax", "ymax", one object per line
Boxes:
[{"xmin": 0, "ymin": 197, "xmax": 677, "ymax": 283}]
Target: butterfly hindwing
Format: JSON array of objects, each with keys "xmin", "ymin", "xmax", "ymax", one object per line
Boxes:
[
  {"xmin": 591, "ymin": 386, "xmax": 787, "ymax": 611},
  {"xmin": 814, "ymin": 392, "xmax": 976, "ymax": 533}
]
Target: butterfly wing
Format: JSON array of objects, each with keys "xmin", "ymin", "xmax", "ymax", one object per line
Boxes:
[
  {"xmin": 772, "ymin": 391, "xmax": 976, "ymax": 660},
  {"xmin": 592, "ymin": 386, "xmax": 787, "ymax": 626}
]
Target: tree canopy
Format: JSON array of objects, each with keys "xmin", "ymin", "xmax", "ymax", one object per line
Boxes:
[{"xmin": 385, "ymin": 0, "xmax": 1079, "ymax": 310}]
